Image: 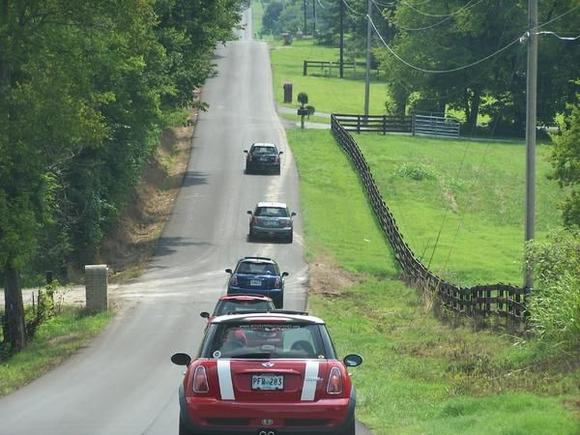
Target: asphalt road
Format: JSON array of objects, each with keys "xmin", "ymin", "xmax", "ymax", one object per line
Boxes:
[{"xmin": 0, "ymin": 9, "xmax": 371, "ymax": 435}]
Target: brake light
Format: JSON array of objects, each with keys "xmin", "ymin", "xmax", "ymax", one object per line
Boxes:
[
  {"xmin": 274, "ymin": 277, "xmax": 281, "ymax": 288},
  {"xmin": 231, "ymin": 275, "xmax": 238, "ymax": 286},
  {"xmin": 327, "ymin": 367, "xmax": 343, "ymax": 395},
  {"xmin": 192, "ymin": 366, "xmax": 209, "ymax": 393}
]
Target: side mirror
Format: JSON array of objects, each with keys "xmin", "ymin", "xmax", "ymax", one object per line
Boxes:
[
  {"xmin": 282, "ymin": 272, "xmax": 289, "ymax": 277},
  {"xmin": 171, "ymin": 353, "xmax": 192, "ymax": 366},
  {"xmin": 343, "ymin": 354, "xmax": 363, "ymax": 367},
  {"xmin": 243, "ymin": 150, "xmax": 248, "ymax": 153},
  {"xmin": 279, "ymin": 151, "xmax": 284, "ymax": 155},
  {"xmin": 225, "ymin": 268, "xmax": 233, "ymax": 274},
  {"xmin": 200, "ymin": 311, "xmax": 210, "ymax": 319},
  {"xmin": 246, "ymin": 210, "xmax": 253, "ymax": 215},
  {"xmin": 291, "ymin": 212, "xmax": 296, "ymax": 217}
]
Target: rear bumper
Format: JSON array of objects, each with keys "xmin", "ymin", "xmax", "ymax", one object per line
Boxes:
[
  {"xmin": 247, "ymin": 162, "xmax": 280, "ymax": 172},
  {"xmin": 179, "ymin": 385, "xmax": 355, "ymax": 435},
  {"xmin": 250, "ymin": 226, "xmax": 292, "ymax": 239},
  {"xmin": 227, "ymin": 287, "xmax": 283, "ymax": 306}
]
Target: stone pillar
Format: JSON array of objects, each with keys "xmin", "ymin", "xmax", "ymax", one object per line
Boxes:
[{"xmin": 85, "ymin": 265, "xmax": 108, "ymax": 312}]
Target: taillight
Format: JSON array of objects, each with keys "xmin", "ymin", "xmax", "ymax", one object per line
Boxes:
[
  {"xmin": 274, "ymin": 277, "xmax": 281, "ymax": 288},
  {"xmin": 327, "ymin": 367, "xmax": 343, "ymax": 395},
  {"xmin": 231, "ymin": 275, "xmax": 238, "ymax": 286},
  {"xmin": 192, "ymin": 366, "xmax": 209, "ymax": 393}
]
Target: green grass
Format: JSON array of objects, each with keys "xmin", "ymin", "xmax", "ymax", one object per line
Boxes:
[
  {"xmin": 355, "ymin": 134, "xmax": 564, "ymax": 285},
  {"xmin": 290, "ymin": 130, "xmax": 564, "ymax": 285},
  {"xmin": 0, "ymin": 308, "xmax": 112, "ymax": 396},
  {"xmin": 288, "ymin": 127, "xmax": 580, "ymax": 434},
  {"xmin": 270, "ymin": 39, "xmax": 391, "ymax": 114}
]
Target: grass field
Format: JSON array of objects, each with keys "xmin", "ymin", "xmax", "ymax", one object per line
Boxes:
[
  {"xmin": 356, "ymin": 134, "xmax": 564, "ymax": 285},
  {"xmin": 0, "ymin": 308, "xmax": 112, "ymax": 397},
  {"xmin": 287, "ymin": 127, "xmax": 580, "ymax": 434},
  {"xmin": 270, "ymin": 39, "xmax": 391, "ymax": 114}
]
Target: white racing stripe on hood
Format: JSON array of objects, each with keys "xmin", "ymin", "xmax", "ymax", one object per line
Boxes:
[
  {"xmin": 300, "ymin": 360, "xmax": 320, "ymax": 401},
  {"xmin": 217, "ymin": 360, "xmax": 235, "ymax": 400}
]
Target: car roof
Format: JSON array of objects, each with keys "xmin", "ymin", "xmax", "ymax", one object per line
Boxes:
[
  {"xmin": 211, "ymin": 312, "xmax": 324, "ymax": 325},
  {"xmin": 256, "ymin": 201, "xmax": 287, "ymax": 208},
  {"xmin": 251, "ymin": 142, "xmax": 277, "ymax": 148},
  {"xmin": 238, "ymin": 256, "xmax": 277, "ymax": 264},
  {"xmin": 218, "ymin": 294, "xmax": 273, "ymax": 302}
]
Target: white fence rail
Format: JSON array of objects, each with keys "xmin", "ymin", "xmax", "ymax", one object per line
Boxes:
[{"xmin": 412, "ymin": 114, "xmax": 460, "ymax": 138}]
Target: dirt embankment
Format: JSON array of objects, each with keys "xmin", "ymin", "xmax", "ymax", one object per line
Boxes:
[{"xmin": 96, "ymin": 112, "xmax": 198, "ymax": 283}]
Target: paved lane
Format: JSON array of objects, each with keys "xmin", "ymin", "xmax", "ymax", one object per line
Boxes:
[{"xmin": 0, "ymin": 8, "xmax": 370, "ymax": 435}]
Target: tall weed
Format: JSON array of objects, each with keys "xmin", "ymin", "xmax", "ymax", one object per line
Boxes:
[{"xmin": 525, "ymin": 229, "xmax": 580, "ymax": 348}]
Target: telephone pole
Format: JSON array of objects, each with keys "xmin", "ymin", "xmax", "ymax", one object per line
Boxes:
[
  {"xmin": 524, "ymin": 0, "xmax": 538, "ymax": 290},
  {"xmin": 312, "ymin": 0, "xmax": 316, "ymax": 35},
  {"xmin": 303, "ymin": 0, "xmax": 308, "ymax": 35},
  {"xmin": 339, "ymin": 0, "xmax": 345, "ymax": 78},
  {"xmin": 364, "ymin": 0, "xmax": 372, "ymax": 116}
]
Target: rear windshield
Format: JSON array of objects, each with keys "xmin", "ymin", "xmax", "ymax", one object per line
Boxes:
[
  {"xmin": 255, "ymin": 207, "xmax": 288, "ymax": 217},
  {"xmin": 204, "ymin": 323, "xmax": 327, "ymax": 359},
  {"xmin": 214, "ymin": 300, "xmax": 274, "ymax": 316},
  {"xmin": 235, "ymin": 261, "xmax": 279, "ymax": 275},
  {"xmin": 251, "ymin": 146, "xmax": 277, "ymax": 155}
]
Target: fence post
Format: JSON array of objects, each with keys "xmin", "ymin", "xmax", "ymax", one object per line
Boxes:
[
  {"xmin": 303, "ymin": 60, "xmax": 307, "ymax": 76},
  {"xmin": 357, "ymin": 115, "xmax": 361, "ymax": 133},
  {"xmin": 412, "ymin": 113, "xmax": 416, "ymax": 135},
  {"xmin": 85, "ymin": 264, "xmax": 108, "ymax": 312},
  {"xmin": 382, "ymin": 115, "xmax": 387, "ymax": 135}
]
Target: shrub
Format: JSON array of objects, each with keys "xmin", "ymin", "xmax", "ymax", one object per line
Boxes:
[
  {"xmin": 395, "ymin": 162, "xmax": 437, "ymax": 181},
  {"xmin": 525, "ymin": 229, "xmax": 580, "ymax": 348}
]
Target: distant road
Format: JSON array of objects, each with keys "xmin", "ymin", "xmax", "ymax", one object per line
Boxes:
[{"xmin": 0, "ymin": 8, "xmax": 371, "ymax": 435}]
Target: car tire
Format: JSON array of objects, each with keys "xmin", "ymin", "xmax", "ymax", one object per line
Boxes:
[
  {"xmin": 287, "ymin": 232, "xmax": 293, "ymax": 243},
  {"xmin": 337, "ymin": 416, "xmax": 356, "ymax": 435},
  {"xmin": 276, "ymin": 295, "xmax": 284, "ymax": 309},
  {"xmin": 248, "ymin": 228, "xmax": 255, "ymax": 241},
  {"xmin": 179, "ymin": 417, "xmax": 195, "ymax": 435},
  {"xmin": 245, "ymin": 166, "xmax": 251, "ymax": 174},
  {"xmin": 275, "ymin": 166, "xmax": 281, "ymax": 175}
]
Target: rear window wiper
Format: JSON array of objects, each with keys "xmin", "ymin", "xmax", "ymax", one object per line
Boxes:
[{"xmin": 229, "ymin": 352, "xmax": 272, "ymax": 359}]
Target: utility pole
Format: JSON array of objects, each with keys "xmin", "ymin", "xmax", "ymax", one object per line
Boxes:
[
  {"xmin": 364, "ymin": 0, "xmax": 372, "ymax": 116},
  {"xmin": 312, "ymin": 0, "xmax": 316, "ymax": 35},
  {"xmin": 303, "ymin": 0, "xmax": 308, "ymax": 35},
  {"xmin": 339, "ymin": 0, "xmax": 345, "ymax": 78},
  {"xmin": 524, "ymin": 0, "xmax": 538, "ymax": 290}
]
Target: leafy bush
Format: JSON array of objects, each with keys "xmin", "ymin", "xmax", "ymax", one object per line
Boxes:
[
  {"xmin": 525, "ymin": 229, "xmax": 580, "ymax": 348},
  {"xmin": 395, "ymin": 162, "xmax": 437, "ymax": 181}
]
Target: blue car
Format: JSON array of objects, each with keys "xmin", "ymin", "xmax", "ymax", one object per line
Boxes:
[{"xmin": 225, "ymin": 257, "xmax": 288, "ymax": 308}]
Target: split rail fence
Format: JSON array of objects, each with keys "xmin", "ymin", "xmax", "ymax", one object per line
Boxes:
[{"xmin": 330, "ymin": 114, "xmax": 527, "ymax": 326}]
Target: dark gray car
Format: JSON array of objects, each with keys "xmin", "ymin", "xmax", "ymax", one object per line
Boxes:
[{"xmin": 247, "ymin": 202, "xmax": 296, "ymax": 243}]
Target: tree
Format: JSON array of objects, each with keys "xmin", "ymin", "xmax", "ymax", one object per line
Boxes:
[
  {"xmin": 0, "ymin": 0, "xmax": 245, "ymax": 352},
  {"xmin": 376, "ymin": 0, "xmax": 579, "ymax": 134},
  {"xmin": 551, "ymin": 91, "xmax": 580, "ymax": 227}
]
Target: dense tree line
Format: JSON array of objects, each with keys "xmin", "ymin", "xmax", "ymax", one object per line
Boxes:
[
  {"xmin": 262, "ymin": 0, "xmax": 579, "ymax": 136},
  {"xmin": 0, "ymin": 0, "xmax": 244, "ymax": 351}
]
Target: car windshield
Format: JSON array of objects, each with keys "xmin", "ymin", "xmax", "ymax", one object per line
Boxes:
[
  {"xmin": 251, "ymin": 146, "xmax": 277, "ymax": 155},
  {"xmin": 236, "ymin": 262, "xmax": 278, "ymax": 275},
  {"xmin": 214, "ymin": 300, "xmax": 274, "ymax": 316},
  {"xmin": 255, "ymin": 207, "xmax": 288, "ymax": 217},
  {"xmin": 207, "ymin": 322, "xmax": 325, "ymax": 359}
]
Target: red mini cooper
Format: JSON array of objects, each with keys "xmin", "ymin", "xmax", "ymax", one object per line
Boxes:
[{"xmin": 171, "ymin": 311, "xmax": 363, "ymax": 435}]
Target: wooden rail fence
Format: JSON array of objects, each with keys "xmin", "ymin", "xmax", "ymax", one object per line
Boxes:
[
  {"xmin": 333, "ymin": 114, "xmax": 412, "ymax": 134},
  {"xmin": 330, "ymin": 114, "xmax": 527, "ymax": 326}
]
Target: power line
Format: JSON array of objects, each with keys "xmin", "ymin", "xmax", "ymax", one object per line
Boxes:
[
  {"xmin": 537, "ymin": 31, "xmax": 580, "ymax": 41},
  {"xmin": 535, "ymin": 4, "xmax": 579, "ymax": 30},
  {"xmin": 372, "ymin": 0, "xmax": 486, "ymax": 32},
  {"xmin": 368, "ymin": 15, "xmax": 522, "ymax": 74},
  {"xmin": 342, "ymin": 0, "xmax": 365, "ymax": 17}
]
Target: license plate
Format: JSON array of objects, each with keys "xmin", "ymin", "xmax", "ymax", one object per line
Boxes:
[
  {"xmin": 250, "ymin": 279, "xmax": 262, "ymax": 287},
  {"xmin": 252, "ymin": 374, "xmax": 283, "ymax": 390}
]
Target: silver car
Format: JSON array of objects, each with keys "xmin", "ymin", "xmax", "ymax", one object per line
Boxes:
[{"xmin": 247, "ymin": 202, "xmax": 296, "ymax": 243}]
